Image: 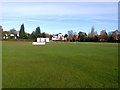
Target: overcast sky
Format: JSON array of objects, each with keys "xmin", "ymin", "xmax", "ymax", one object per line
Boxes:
[{"xmin": 1, "ymin": 2, "xmax": 118, "ymax": 35}]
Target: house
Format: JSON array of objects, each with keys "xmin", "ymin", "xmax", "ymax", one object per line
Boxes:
[
  {"xmin": 52, "ymin": 33, "xmax": 67, "ymax": 41},
  {"xmin": 3, "ymin": 31, "xmax": 9, "ymax": 39},
  {"xmin": 111, "ymin": 30, "xmax": 120, "ymax": 41},
  {"xmin": 9, "ymin": 29, "xmax": 19, "ymax": 39},
  {"xmin": 3, "ymin": 29, "xmax": 19, "ymax": 39}
]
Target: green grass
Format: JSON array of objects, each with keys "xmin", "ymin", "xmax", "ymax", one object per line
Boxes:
[{"xmin": 2, "ymin": 41, "xmax": 118, "ymax": 88}]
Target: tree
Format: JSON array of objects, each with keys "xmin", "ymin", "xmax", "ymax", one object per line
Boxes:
[
  {"xmin": 19, "ymin": 24, "xmax": 26, "ymax": 39},
  {"xmin": 46, "ymin": 33, "xmax": 50, "ymax": 39},
  {"xmin": 60, "ymin": 36, "xmax": 63, "ymax": 41},
  {"xmin": 112, "ymin": 30, "xmax": 120, "ymax": 41},
  {"xmin": 78, "ymin": 32, "xmax": 87, "ymax": 42},
  {"xmin": 94, "ymin": 35, "xmax": 99, "ymax": 42},
  {"xmin": 35, "ymin": 27, "xmax": 41, "ymax": 38},
  {"xmin": 93, "ymin": 31, "xmax": 98, "ymax": 42},
  {"xmin": 49, "ymin": 34, "xmax": 53, "ymax": 40},
  {"xmin": 27, "ymin": 33, "xmax": 31, "ymax": 39},
  {"xmin": 31, "ymin": 31, "xmax": 35, "ymax": 39},
  {"xmin": 41, "ymin": 32, "xmax": 46, "ymax": 38},
  {"xmin": 64, "ymin": 34, "xmax": 68, "ymax": 41},
  {"xmin": 108, "ymin": 30, "xmax": 120, "ymax": 42},
  {"xmin": 67, "ymin": 30, "xmax": 73, "ymax": 41},
  {"xmin": 90, "ymin": 26, "xmax": 95, "ymax": 38},
  {"xmin": 99, "ymin": 30, "xmax": 108, "ymax": 41},
  {"xmin": 108, "ymin": 32, "xmax": 114, "ymax": 42},
  {"xmin": 88, "ymin": 26, "xmax": 98, "ymax": 42},
  {"xmin": 74, "ymin": 34, "xmax": 78, "ymax": 41},
  {"xmin": 64, "ymin": 34, "xmax": 68, "ymax": 38}
]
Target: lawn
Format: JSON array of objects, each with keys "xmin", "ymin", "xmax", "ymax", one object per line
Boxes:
[{"xmin": 2, "ymin": 41, "xmax": 118, "ymax": 88}]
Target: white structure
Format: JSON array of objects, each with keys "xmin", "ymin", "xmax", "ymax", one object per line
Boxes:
[
  {"xmin": 32, "ymin": 38, "xmax": 49, "ymax": 46},
  {"xmin": 17, "ymin": 31, "xmax": 19, "ymax": 37},
  {"xmin": 10, "ymin": 34, "xmax": 14, "ymax": 37},
  {"xmin": 46, "ymin": 38, "xmax": 49, "ymax": 42},
  {"xmin": 3, "ymin": 36, "xmax": 5, "ymax": 39},
  {"xmin": 14, "ymin": 36, "xmax": 17, "ymax": 39},
  {"xmin": 32, "ymin": 42, "xmax": 45, "ymax": 45},
  {"xmin": 37, "ymin": 38, "xmax": 49, "ymax": 42},
  {"xmin": 37, "ymin": 38, "xmax": 41, "ymax": 42},
  {"xmin": 41, "ymin": 38, "xmax": 45, "ymax": 42},
  {"xmin": 3, "ymin": 33, "xmax": 8, "ymax": 39},
  {"xmin": 3, "ymin": 30, "xmax": 19, "ymax": 40},
  {"xmin": 52, "ymin": 33, "xmax": 67, "ymax": 41}
]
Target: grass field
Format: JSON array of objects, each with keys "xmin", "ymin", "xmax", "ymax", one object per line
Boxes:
[{"xmin": 2, "ymin": 41, "xmax": 118, "ymax": 88}]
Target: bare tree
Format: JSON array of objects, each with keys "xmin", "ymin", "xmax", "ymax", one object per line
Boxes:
[
  {"xmin": 67, "ymin": 30, "xmax": 73, "ymax": 41},
  {"xmin": 87, "ymin": 26, "xmax": 96, "ymax": 41},
  {"xmin": 99, "ymin": 30, "xmax": 108, "ymax": 41}
]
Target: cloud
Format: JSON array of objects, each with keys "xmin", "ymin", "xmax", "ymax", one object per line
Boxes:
[
  {"xmin": 1, "ymin": 0, "xmax": 119, "ymax": 2},
  {"xmin": 1, "ymin": 2, "xmax": 118, "ymax": 34},
  {"xmin": 2, "ymin": 2, "xmax": 117, "ymax": 17}
]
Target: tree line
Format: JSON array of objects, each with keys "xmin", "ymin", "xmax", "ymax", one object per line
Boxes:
[
  {"xmin": 0, "ymin": 24, "xmax": 120, "ymax": 42},
  {"xmin": 19, "ymin": 24, "xmax": 50, "ymax": 39},
  {"xmin": 66, "ymin": 27, "xmax": 120, "ymax": 42}
]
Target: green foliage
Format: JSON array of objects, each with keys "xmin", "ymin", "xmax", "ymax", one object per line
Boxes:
[
  {"xmin": 64, "ymin": 34, "xmax": 68, "ymax": 38},
  {"xmin": 50, "ymin": 35, "xmax": 53, "ymax": 40},
  {"xmin": 78, "ymin": 32, "xmax": 86, "ymax": 42},
  {"xmin": 31, "ymin": 31, "xmax": 35, "ymax": 39},
  {"xmin": 35, "ymin": 27, "xmax": 41, "ymax": 38},
  {"xmin": 108, "ymin": 35, "xmax": 114, "ymax": 42},
  {"xmin": 41, "ymin": 32, "xmax": 46, "ymax": 38},
  {"xmin": 19, "ymin": 24, "xmax": 26, "ymax": 39},
  {"xmin": 27, "ymin": 33, "xmax": 31, "ymax": 39}
]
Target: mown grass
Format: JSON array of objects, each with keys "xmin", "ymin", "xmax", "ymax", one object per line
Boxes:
[{"xmin": 2, "ymin": 41, "xmax": 118, "ymax": 88}]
